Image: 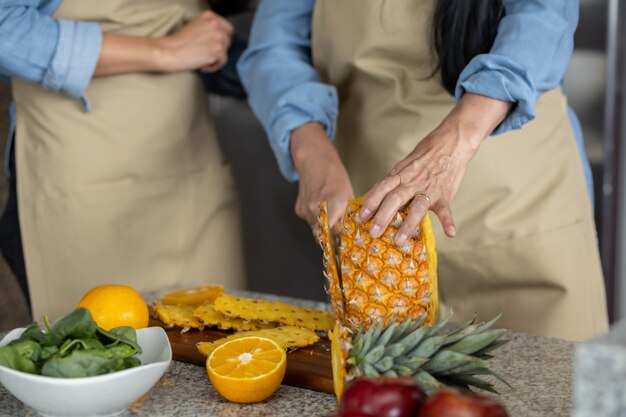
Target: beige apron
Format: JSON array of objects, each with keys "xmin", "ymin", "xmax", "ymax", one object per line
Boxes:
[
  {"xmin": 312, "ymin": 0, "xmax": 608, "ymax": 340},
  {"xmin": 12, "ymin": 0, "xmax": 244, "ymax": 321}
]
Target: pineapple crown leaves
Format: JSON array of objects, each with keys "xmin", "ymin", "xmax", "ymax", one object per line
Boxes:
[{"xmin": 346, "ymin": 313, "xmax": 510, "ymax": 394}]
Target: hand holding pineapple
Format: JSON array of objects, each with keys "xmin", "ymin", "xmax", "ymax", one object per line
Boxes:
[{"xmin": 291, "ymin": 122, "xmax": 354, "ymax": 233}]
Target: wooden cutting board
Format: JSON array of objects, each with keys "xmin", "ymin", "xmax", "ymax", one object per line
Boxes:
[{"xmin": 150, "ymin": 318, "xmax": 335, "ymax": 394}]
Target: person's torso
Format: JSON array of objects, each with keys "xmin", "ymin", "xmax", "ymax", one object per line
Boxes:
[
  {"xmin": 310, "ymin": 0, "xmax": 588, "ymax": 247},
  {"xmin": 312, "ymin": 0, "xmax": 455, "ymax": 193},
  {"xmin": 11, "ymin": 0, "xmax": 220, "ymax": 197},
  {"xmin": 53, "ymin": 0, "xmax": 206, "ymax": 35}
]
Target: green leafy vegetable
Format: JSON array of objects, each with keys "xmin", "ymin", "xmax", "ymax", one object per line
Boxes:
[
  {"xmin": 44, "ymin": 308, "xmax": 98, "ymax": 347},
  {"xmin": 97, "ymin": 326, "xmax": 142, "ymax": 354},
  {"xmin": 0, "ymin": 308, "xmax": 142, "ymax": 378},
  {"xmin": 0, "ymin": 345, "xmax": 38, "ymax": 374}
]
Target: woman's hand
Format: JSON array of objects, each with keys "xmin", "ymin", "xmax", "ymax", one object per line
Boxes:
[
  {"xmin": 159, "ymin": 11, "xmax": 234, "ymax": 73},
  {"xmin": 291, "ymin": 123, "xmax": 354, "ymax": 234},
  {"xmin": 360, "ymin": 93, "xmax": 513, "ymax": 245},
  {"xmin": 95, "ymin": 11, "xmax": 233, "ymax": 76}
]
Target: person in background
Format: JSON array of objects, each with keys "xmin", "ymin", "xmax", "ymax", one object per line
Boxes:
[
  {"xmin": 239, "ymin": 0, "xmax": 608, "ymax": 340},
  {"xmin": 0, "ymin": 0, "xmax": 247, "ymax": 321}
]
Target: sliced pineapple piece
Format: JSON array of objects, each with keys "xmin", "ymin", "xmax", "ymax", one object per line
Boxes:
[
  {"xmin": 197, "ymin": 326, "xmax": 320, "ymax": 357},
  {"xmin": 193, "ymin": 304, "xmax": 278, "ymax": 331},
  {"xmin": 160, "ymin": 285, "xmax": 224, "ymax": 306},
  {"xmin": 152, "ymin": 302, "xmax": 204, "ymax": 329},
  {"xmin": 213, "ymin": 294, "xmax": 335, "ymax": 331}
]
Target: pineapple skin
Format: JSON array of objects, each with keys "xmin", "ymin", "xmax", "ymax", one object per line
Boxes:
[{"xmin": 322, "ymin": 197, "xmax": 438, "ymax": 331}]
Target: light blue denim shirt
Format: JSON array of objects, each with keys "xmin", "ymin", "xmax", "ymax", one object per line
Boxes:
[
  {"xmin": 238, "ymin": 0, "xmax": 593, "ymax": 200},
  {"xmin": 0, "ymin": 0, "xmax": 102, "ymax": 175},
  {"xmin": 0, "ymin": 0, "xmax": 102, "ymax": 98}
]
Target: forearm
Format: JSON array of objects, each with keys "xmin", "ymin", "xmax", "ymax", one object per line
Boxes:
[
  {"xmin": 439, "ymin": 93, "xmax": 514, "ymax": 158},
  {"xmin": 442, "ymin": 93, "xmax": 514, "ymax": 147},
  {"xmin": 94, "ymin": 34, "xmax": 167, "ymax": 76},
  {"xmin": 237, "ymin": 0, "xmax": 338, "ymax": 181},
  {"xmin": 95, "ymin": 10, "xmax": 233, "ymax": 77},
  {"xmin": 291, "ymin": 122, "xmax": 339, "ymax": 172}
]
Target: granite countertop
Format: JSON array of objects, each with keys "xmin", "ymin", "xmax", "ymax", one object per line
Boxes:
[{"xmin": 0, "ymin": 291, "xmax": 576, "ymax": 417}]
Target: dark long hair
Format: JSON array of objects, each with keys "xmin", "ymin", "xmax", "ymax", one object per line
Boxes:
[
  {"xmin": 434, "ymin": 0, "xmax": 504, "ymax": 95},
  {"xmin": 208, "ymin": 0, "xmax": 252, "ymax": 16}
]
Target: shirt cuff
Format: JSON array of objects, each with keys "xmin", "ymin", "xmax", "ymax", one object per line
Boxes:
[
  {"xmin": 42, "ymin": 20, "xmax": 102, "ymax": 99},
  {"xmin": 455, "ymin": 54, "xmax": 537, "ymax": 135},
  {"xmin": 268, "ymin": 82, "xmax": 339, "ymax": 181}
]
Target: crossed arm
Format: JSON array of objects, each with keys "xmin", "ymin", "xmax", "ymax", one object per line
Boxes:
[{"xmin": 0, "ymin": 1, "xmax": 234, "ymax": 98}]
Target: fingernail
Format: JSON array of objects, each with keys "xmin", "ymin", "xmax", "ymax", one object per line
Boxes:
[
  {"xmin": 370, "ymin": 224, "xmax": 381, "ymax": 237},
  {"xmin": 396, "ymin": 233, "xmax": 407, "ymax": 246},
  {"xmin": 361, "ymin": 208, "xmax": 371, "ymax": 218},
  {"xmin": 447, "ymin": 225, "xmax": 456, "ymax": 237}
]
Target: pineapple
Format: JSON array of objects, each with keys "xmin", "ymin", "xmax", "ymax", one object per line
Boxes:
[
  {"xmin": 320, "ymin": 198, "xmax": 438, "ymax": 331},
  {"xmin": 319, "ymin": 198, "xmax": 508, "ymax": 399}
]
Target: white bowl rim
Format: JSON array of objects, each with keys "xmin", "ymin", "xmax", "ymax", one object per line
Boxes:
[{"xmin": 0, "ymin": 326, "xmax": 171, "ymax": 385}]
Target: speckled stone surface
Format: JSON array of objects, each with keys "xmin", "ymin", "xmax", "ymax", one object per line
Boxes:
[{"xmin": 0, "ymin": 290, "xmax": 577, "ymax": 417}]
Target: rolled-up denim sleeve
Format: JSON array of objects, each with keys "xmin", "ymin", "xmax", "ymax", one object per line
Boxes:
[
  {"xmin": 42, "ymin": 19, "xmax": 102, "ymax": 98},
  {"xmin": 0, "ymin": 1, "xmax": 102, "ymax": 99},
  {"xmin": 455, "ymin": 0, "xmax": 578, "ymax": 134},
  {"xmin": 238, "ymin": 0, "xmax": 338, "ymax": 182}
]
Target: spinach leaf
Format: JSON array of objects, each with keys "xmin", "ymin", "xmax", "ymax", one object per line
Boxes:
[
  {"xmin": 59, "ymin": 338, "xmax": 105, "ymax": 357},
  {"xmin": 44, "ymin": 308, "xmax": 97, "ymax": 347},
  {"xmin": 41, "ymin": 349, "xmax": 139, "ymax": 378},
  {"xmin": 1, "ymin": 308, "xmax": 142, "ymax": 378},
  {"xmin": 105, "ymin": 343, "xmax": 138, "ymax": 359},
  {"xmin": 0, "ymin": 345, "xmax": 38, "ymax": 374},
  {"xmin": 17, "ymin": 323, "xmax": 46, "ymax": 344},
  {"xmin": 8, "ymin": 340, "xmax": 43, "ymax": 363},
  {"xmin": 97, "ymin": 326, "xmax": 141, "ymax": 354},
  {"xmin": 123, "ymin": 357, "xmax": 141, "ymax": 368},
  {"xmin": 41, "ymin": 345, "xmax": 59, "ymax": 361}
]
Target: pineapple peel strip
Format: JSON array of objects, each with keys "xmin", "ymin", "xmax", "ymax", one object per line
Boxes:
[
  {"xmin": 193, "ymin": 304, "xmax": 278, "ymax": 331},
  {"xmin": 318, "ymin": 200, "xmax": 345, "ymax": 319},
  {"xmin": 196, "ymin": 326, "xmax": 320, "ymax": 357},
  {"xmin": 152, "ymin": 302, "xmax": 204, "ymax": 329},
  {"xmin": 213, "ymin": 294, "xmax": 335, "ymax": 331}
]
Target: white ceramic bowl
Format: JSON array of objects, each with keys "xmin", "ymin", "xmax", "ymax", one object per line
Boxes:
[{"xmin": 0, "ymin": 326, "xmax": 171, "ymax": 417}]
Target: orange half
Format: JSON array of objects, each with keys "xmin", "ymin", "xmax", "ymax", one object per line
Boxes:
[{"xmin": 207, "ymin": 336, "xmax": 287, "ymax": 403}]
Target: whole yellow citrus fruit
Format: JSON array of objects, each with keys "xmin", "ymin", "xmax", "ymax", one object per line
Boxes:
[
  {"xmin": 77, "ymin": 284, "xmax": 149, "ymax": 330},
  {"xmin": 207, "ymin": 336, "xmax": 286, "ymax": 403}
]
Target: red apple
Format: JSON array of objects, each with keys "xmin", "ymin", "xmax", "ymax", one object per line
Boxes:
[
  {"xmin": 418, "ymin": 389, "xmax": 509, "ymax": 417},
  {"xmin": 340, "ymin": 414, "xmax": 377, "ymax": 417},
  {"xmin": 339, "ymin": 377, "xmax": 427, "ymax": 417}
]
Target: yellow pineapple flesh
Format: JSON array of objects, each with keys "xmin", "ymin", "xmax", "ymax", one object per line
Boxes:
[
  {"xmin": 193, "ymin": 304, "xmax": 278, "ymax": 331},
  {"xmin": 152, "ymin": 302, "xmax": 204, "ymax": 330},
  {"xmin": 319, "ymin": 201, "xmax": 344, "ymax": 320},
  {"xmin": 321, "ymin": 197, "xmax": 438, "ymax": 331},
  {"xmin": 213, "ymin": 294, "xmax": 335, "ymax": 331},
  {"xmin": 196, "ymin": 326, "xmax": 320, "ymax": 356},
  {"xmin": 160, "ymin": 285, "xmax": 224, "ymax": 306}
]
